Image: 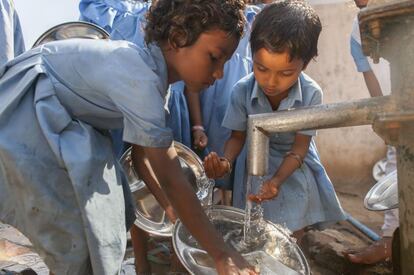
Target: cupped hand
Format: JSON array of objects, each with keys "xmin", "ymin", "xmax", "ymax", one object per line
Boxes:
[
  {"xmin": 203, "ymin": 152, "xmax": 230, "ymax": 179},
  {"xmin": 248, "ymin": 178, "xmax": 280, "ymax": 203}
]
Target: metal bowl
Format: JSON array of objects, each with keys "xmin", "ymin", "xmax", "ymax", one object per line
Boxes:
[
  {"xmin": 364, "ymin": 170, "xmax": 398, "ymax": 211},
  {"xmin": 32, "ymin": 21, "xmax": 109, "ymax": 47},
  {"xmin": 172, "ymin": 205, "xmax": 310, "ymax": 275},
  {"xmin": 121, "ymin": 142, "xmax": 213, "ymax": 237}
]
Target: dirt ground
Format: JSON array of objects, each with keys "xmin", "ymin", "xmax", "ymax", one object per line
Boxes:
[{"xmin": 0, "ymin": 177, "xmax": 394, "ymax": 275}]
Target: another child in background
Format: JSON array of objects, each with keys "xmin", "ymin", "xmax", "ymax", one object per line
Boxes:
[
  {"xmin": 0, "ymin": 0, "xmax": 25, "ymax": 65},
  {"xmin": 200, "ymin": 0, "xmax": 272, "ymax": 205},
  {"xmin": 204, "ymin": 0, "xmax": 345, "ymax": 239},
  {"xmin": 79, "ymin": 0, "xmax": 150, "ymax": 45},
  {"xmin": 0, "ymin": 0, "xmax": 256, "ymax": 274},
  {"xmin": 343, "ymin": 0, "xmax": 396, "ymax": 264}
]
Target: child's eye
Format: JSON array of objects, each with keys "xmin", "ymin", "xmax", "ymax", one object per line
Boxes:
[
  {"xmin": 209, "ymin": 54, "xmax": 218, "ymax": 62},
  {"xmin": 256, "ymin": 65, "xmax": 267, "ymax": 72},
  {"xmin": 280, "ymin": 71, "xmax": 294, "ymax": 77}
]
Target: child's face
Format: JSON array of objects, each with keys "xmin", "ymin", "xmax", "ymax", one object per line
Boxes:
[
  {"xmin": 253, "ymin": 48, "xmax": 305, "ymax": 98},
  {"xmin": 169, "ymin": 30, "xmax": 238, "ymax": 92}
]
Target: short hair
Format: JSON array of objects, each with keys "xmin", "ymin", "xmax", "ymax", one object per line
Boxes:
[
  {"xmin": 145, "ymin": 0, "xmax": 246, "ymax": 48},
  {"xmin": 250, "ymin": 0, "xmax": 322, "ymax": 64}
]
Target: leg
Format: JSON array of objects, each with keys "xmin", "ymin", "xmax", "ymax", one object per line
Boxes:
[
  {"xmin": 343, "ymin": 209, "xmax": 397, "ymax": 264},
  {"xmin": 343, "ymin": 237, "xmax": 392, "ymax": 264},
  {"xmin": 130, "ymin": 225, "xmax": 151, "ymax": 274},
  {"xmin": 222, "ymin": 190, "xmax": 233, "ymax": 206},
  {"xmin": 169, "ymin": 239, "xmax": 188, "ymax": 274}
]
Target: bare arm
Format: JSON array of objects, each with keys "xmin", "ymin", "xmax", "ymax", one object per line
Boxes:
[
  {"xmin": 185, "ymin": 87, "xmax": 208, "ymax": 149},
  {"xmin": 131, "ymin": 145, "xmax": 176, "ymax": 222},
  {"xmin": 224, "ymin": 130, "xmax": 246, "ymax": 163},
  {"xmin": 250, "ymin": 133, "xmax": 312, "ymax": 202},
  {"xmin": 185, "ymin": 86, "xmax": 204, "ymax": 127},
  {"xmin": 134, "ymin": 144, "xmax": 255, "ymax": 274},
  {"xmin": 362, "ymin": 70, "xmax": 383, "ymax": 97},
  {"xmin": 204, "ymin": 130, "xmax": 246, "ymax": 179},
  {"xmin": 271, "ymin": 133, "xmax": 311, "ymax": 184}
]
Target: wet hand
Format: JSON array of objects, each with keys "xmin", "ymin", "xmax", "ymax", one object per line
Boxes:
[
  {"xmin": 248, "ymin": 178, "xmax": 280, "ymax": 203},
  {"xmin": 193, "ymin": 129, "xmax": 208, "ymax": 150},
  {"xmin": 215, "ymin": 249, "xmax": 258, "ymax": 275},
  {"xmin": 203, "ymin": 152, "xmax": 230, "ymax": 179}
]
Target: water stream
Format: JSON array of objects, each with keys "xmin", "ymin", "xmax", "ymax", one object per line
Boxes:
[{"xmin": 243, "ymin": 176, "xmax": 266, "ymax": 245}]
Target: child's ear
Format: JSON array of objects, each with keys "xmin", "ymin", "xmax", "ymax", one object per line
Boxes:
[{"xmin": 168, "ymin": 29, "xmax": 188, "ymax": 50}]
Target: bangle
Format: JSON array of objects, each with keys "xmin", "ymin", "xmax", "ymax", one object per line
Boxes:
[
  {"xmin": 191, "ymin": 125, "xmax": 205, "ymax": 132},
  {"xmin": 284, "ymin": 151, "xmax": 303, "ymax": 167},
  {"xmin": 219, "ymin": 157, "xmax": 233, "ymax": 176}
]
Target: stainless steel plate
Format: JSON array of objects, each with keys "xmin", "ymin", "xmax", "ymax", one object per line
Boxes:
[
  {"xmin": 172, "ymin": 205, "xmax": 310, "ymax": 275},
  {"xmin": 364, "ymin": 170, "xmax": 398, "ymax": 211},
  {"xmin": 121, "ymin": 142, "xmax": 212, "ymax": 237},
  {"xmin": 33, "ymin": 21, "xmax": 109, "ymax": 47}
]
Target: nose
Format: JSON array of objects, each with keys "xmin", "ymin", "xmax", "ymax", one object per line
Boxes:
[
  {"xmin": 267, "ymin": 73, "xmax": 278, "ymax": 87},
  {"xmin": 212, "ymin": 63, "xmax": 224, "ymax": 80}
]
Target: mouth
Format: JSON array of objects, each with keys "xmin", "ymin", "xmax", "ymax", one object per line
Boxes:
[{"xmin": 264, "ymin": 88, "xmax": 278, "ymax": 95}]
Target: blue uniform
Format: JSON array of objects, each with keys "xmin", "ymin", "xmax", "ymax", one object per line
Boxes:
[
  {"xmin": 0, "ymin": 39, "xmax": 172, "ymax": 274},
  {"xmin": 200, "ymin": 5, "xmax": 261, "ymax": 188},
  {"xmin": 0, "ymin": 0, "xmax": 25, "ymax": 65},
  {"xmin": 79, "ymin": 0, "xmax": 192, "ymax": 152},
  {"xmin": 223, "ymin": 73, "xmax": 346, "ymax": 231},
  {"xmin": 79, "ymin": 0, "xmax": 150, "ymax": 46}
]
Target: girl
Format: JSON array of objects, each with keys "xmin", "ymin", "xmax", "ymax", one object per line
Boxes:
[
  {"xmin": 79, "ymin": 1, "xmax": 207, "ymax": 272},
  {"xmin": 204, "ymin": 0, "xmax": 345, "ymax": 239},
  {"xmin": 0, "ymin": 0, "xmax": 256, "ymax": 274}
]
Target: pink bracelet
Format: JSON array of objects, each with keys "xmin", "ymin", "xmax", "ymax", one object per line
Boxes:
[{"xmin": 191, "ymin": 125, "xmax": 205, "ymax": 132}]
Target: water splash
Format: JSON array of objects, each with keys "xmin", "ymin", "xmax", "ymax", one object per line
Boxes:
[
  {"xmin": 243, "ymin": 176, "xmax": 266, "ymax": 245},
  {"xmin": 180, "ymin": 209, "xmax": 307, "ymax": 274},
  {"xmin": 197, "ymin": 176, "xmax": 214, "ymax": 207}
]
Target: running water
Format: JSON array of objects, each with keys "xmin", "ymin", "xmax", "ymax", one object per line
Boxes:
[
  {"xmin": 243, "ymin": 175, "xmax": 266, "ymax": 245},
  {"xmin": 180, "ymin": 206, "xmax": 307, "ymax": 274}
]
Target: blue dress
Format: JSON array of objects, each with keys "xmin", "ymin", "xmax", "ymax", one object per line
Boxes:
[
  {"xmin": 79, "ymin": 0, "xmax": 150, "ymax": 46},
  {"xmin": 79, "ymin": 0, "xmax": 192, "ymax": 152},
  {"xmin": 223, "ymin": 73, "xmax": 346, "ymax": 231},
  {"xmin": 200, "ymin": 5, "xmax": 261, "ymax": 188},
  {"xmin": 0, "ymin": 0, "xmax": 25, "ymax": 65},
  {"xmin": 0, "ymin": 39, "xmax": 173, "ymax": 274}
]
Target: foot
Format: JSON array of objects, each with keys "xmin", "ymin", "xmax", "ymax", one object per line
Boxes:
[{"xmin": 343, "ymin": 237, "xmax": 392, "ymax": 264}]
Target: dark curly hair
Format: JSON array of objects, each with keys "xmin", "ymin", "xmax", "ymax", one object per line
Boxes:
[
  {"xmin": 250, "ymin": 0, "xmax": 322, "ymax": 64},
  {"xmin": 145, "ymin": 0, "xmax": 246, "ymax": 48}
]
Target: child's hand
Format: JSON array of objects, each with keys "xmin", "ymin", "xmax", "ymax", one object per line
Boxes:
[
  {"xmin": 203, "ymin": 152, "xmax": 230, "ymax": 179},
  {"xmin": 248, "ymin": 178, "xmax": 280, "ymax": 203},
  {"xmin": 193, "ymin": 129, "xmax": 208, "ymax": 150},
  {"xmin": 215, "ymin": 248, "xmax": 258, "ymax": 275}
]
